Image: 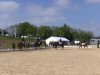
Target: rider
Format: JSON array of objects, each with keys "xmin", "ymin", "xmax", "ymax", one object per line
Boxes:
[
  {"xmin": 60, "ymin": 39, "xmax": 62, "ymax": 42},
  {"xmin": 59, "ymin": 39, "xmax": 62, "ymax": 45},
  {"xmin": 59, "ymin": 39, "xmax": 64, "ymax": 49}
]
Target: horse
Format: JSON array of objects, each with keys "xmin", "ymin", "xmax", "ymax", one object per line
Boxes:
[
  {"xmin": 18, "ymin": 41, "xmax": 27, "ymax": 51},
  {"xmin": 50, "ymin": 41, "xmax": 65, "ymax": 49},
  {"xmin": 33, "ymin": 41, "xmax": 42, "ymax": 50},
  {"xmin": 18, "ymin": 41, "xmax": 23, "ymax": 51},
  {"xmin": 78, "ymin": 42, "xmax": 89, "ymax": 49}
]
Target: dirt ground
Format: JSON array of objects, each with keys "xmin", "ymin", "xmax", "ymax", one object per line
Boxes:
[{"xmin": 0, "ymin": 46, "xmax": 100, "ymax": 75}]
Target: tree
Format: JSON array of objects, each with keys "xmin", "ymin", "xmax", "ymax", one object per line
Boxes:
[
  {"xmin": 16, "ymin": 22, "xmax": 37, "ymax": 37},
  {"xmin": 51, "ymin": 24, "xmax": 74, "ymax": 42},
  {"xmin": 51, "ymin": 26, "xmax": 60, "ymax": 36},
  {"xmin": 73, "ymin": 29, "xmax": 93, "ymax": 42},
  {"xmin": 61, "ymin": 24, "xmax": 73, "ymax": 41},
  {"xmin": 37, "ymin": 25, "xmax": 52, "ymax": 39},
  {"xmin": 6, "ymin": 22, "xmax": 93, "ymax": 41},
  {"xmin": 6, "ymin": 25, "xmax": 16, "ymax": 36}
]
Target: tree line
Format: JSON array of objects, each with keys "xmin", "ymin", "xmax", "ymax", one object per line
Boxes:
[{"xmin": 6, "ymin": 22, "xmax": 93, "ymax": 42}]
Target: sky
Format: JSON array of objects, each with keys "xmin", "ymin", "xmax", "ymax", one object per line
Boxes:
[{"xmin": 0, "ymin": 0, "xmax": 100, "ymax": 36}]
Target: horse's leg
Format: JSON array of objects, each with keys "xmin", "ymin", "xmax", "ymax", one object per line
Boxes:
[
  {"xmin": 55, "ymin": 45, "xmax": 57, "ymax": 49},
  {"xmin": 81, "ymin": 45, "xmax": 82, "ymax": 49},
  {"xmin": 62, "ymin": 47, "xmax": 63, "ymax": 49},
  {"xmin": 86, "ymin": 45, "xmax": 88, "ymax": 49},
  {"xmin": 79, "ymin": 45, "xmax": 82, "ymax": 49},
  {"xmin": 20, "ymin": 46, "xmax": 22, "ymax": 51},
  {"xmin": 21, "ymin": 48, "xmax": 23, "ymax": 51},
  {"xmin": 37, "ymin": 46, "xmax": 39, "ymax": 50},
  {"xmin": 84, "ymin": 45, "xmax": 88, "ymax": 49},
  {"xmin": 34, "ymin": 46, "xmax": 37, "ymax": 50},
  {"xmin": 21, "ymin": 46, "xmax": 23, "ymax": 51},
  {"xmin": 78, "ymin": 45, "xmax": 80, "ymax": 49},
  {"xmin": 84, "ymin": 45, "xmax": 85, "ymax": 49},
  {"xmin": 62, "ymin": 45, "xmax": 64, "ymax": 49},
  {"xmin": 34, "ymin": 47, "xmax": 36, "ymax": 50},
  {"xmin": 24, "ymin": 44, "xmax": 26, "ymax": 50}
]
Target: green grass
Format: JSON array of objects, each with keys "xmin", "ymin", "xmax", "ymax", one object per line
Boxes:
[{"xmin": 0, "ymin": 35, "xmax": 22, "ymax": 48}]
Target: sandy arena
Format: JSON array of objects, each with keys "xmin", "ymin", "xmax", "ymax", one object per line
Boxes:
[{"xmin": 0, "ymin": 46, "xmax": 100, "ymax": 75}]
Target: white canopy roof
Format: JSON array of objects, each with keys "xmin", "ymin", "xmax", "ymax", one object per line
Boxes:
[{"xmin": 46, "ymin": 36, "xmax": 69, "ymax": 45}]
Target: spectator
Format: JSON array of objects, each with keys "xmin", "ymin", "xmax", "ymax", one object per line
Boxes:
[{"xmin": 97, "ymin": 40, "xmax": 100, "ymax": 48}]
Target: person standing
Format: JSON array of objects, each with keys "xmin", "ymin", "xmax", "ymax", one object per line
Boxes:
[{"xmin": 97, "ymin": 40, "xmax": 100, "ymax": 48}]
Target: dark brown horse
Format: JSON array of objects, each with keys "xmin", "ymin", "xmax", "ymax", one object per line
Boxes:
[
  {"xmin": 18, "ymin": 41, "xmax": 23, "ymax": 51},
  {"xmin": 33, "ymin": 41, "xmax": 42, "ymax": 50},
  {"xmin": 50, "ymin": 41, "xmax": 65, "ymax": 49}
]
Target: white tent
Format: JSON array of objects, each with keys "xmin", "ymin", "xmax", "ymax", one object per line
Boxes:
[{"xmin": 46, "ymin": 36, "xmax": 69, "ymax": 46}]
